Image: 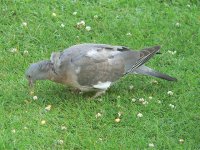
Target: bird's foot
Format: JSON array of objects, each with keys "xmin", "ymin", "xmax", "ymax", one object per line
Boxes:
[{"xmin": 92, "ymin": 90, "xmax": 106, "ymax": 98}]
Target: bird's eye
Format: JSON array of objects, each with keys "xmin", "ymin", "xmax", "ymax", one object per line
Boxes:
[{"xmin": 28, "ymin": 75, "xmax": 31, "ymax": 78}]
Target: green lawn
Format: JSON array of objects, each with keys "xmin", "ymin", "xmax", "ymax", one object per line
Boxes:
[{"xmin": 0, "ymin": 0, "xmax": 200, "ymax": 149}]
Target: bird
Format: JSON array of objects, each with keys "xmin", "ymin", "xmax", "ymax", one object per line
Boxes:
[{"xmin": 25, "ymin": 43, "xmax": 177, "ymax": 97}]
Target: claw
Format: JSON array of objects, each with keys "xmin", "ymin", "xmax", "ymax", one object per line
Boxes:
[{"xmin": 29, "ymin": 79, "xmax": 33, "ymax": 87}]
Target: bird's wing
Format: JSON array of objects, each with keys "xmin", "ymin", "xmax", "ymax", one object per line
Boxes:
[
  {"xmin": 59, "ymin": 43, "xmax": 130, "ymax": 62},
  {"xmin": 67, "ymin": 44, "xmax": 128, "ymax": 88}
]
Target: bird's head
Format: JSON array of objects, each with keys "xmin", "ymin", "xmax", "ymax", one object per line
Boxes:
[{"xmin": 25, "ymin": 60, "xmax": 53, "ymax": 87}]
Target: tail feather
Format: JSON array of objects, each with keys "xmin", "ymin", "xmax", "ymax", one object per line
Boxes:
[{"xmin": 134, "ymin": 66, "xmax": 177, "ymax": 81}]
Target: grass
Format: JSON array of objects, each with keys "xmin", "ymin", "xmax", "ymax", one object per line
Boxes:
[{"xmin": 0, "ymin": 0, "xmax": 200, "ymax": 149}]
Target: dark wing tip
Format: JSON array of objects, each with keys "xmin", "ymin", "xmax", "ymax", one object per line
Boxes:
[
  {"xmin": 169, "ymin": 77, "xmax": 178, "ymax": 82},
  {"xmin": 153, "ymin": 45, "xmax": 161, "ymax": 51},
  {"xmin": 140, "ymin": 45, "xmax": 161, "ymax": 56}
]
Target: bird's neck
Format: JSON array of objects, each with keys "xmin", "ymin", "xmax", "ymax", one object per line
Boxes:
[{"xmin": 48, "ymin": 69, "xmax": 64, "ymax": 84}]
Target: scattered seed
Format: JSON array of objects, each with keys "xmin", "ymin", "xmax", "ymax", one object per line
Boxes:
[
  {"xmin": 142, "ymin": 101, "xmax": 149, "ymax": 105},
  {"xmin": 167, "ymin": 91, "xmax": 174, "ymax": 95},
  {"xmin": 131, "ymin": 98, "xmax": 136, "ymax": 102},
  {"xmin": 179, "ymin": 138, "xmax": 184, "ymax": 144},
  {"xmin": 175, "ymin": 22, "xmax": 180, "ymax": 27},
  {"xmin": 115, "ymin": 118, "xmax": 121, "ymax": 123},
  {"xmin": 94, "ymin": 15, "xmax": 98, "ymax": 19},
  {"xmin": 168, "ymin": 50, "xmax": 176, "ymax": 55},
  {"xmin": 137, "ymin": 113, "xmax": 143, "ymax": 118},
  {"xmin": 72, "ymin": 11, "xmax": 77, "ymax": 15},
  {"xmin": 77, "ymin": 20, "xmax": 85, "ymax": 28},
  {"xmin": 60, "ymin": 23, "xmax": 65, "ymax": 28},
  {"xmin": 22, "ymin": 22, "xmax": 27, "ymax": 27},
  {"xmin": 61, "ymin": 126, "xmax": 67, "ymax": 130},
  {"xmin": 139, "ymin": 98, "xmax": 145, "ymax": 102},
  {"xmin": 126, "ymin": 32, "xmax": 132, "ymax": 36},
  {"xmin": 85, "ymin": 26, "xmax": 91, "ymax": 31},
  {"xmin": 33, "ymin": 95, "xmax": 38, "ymax": 100},
  {"xmin": 169, "ymin": 104, "xmax": 175, "ymax": 109},
  {"xmin": 151, "ymin": 80, "xmax": 158, "ymax": 84},
  {"xmin": 23, "ymin": 50, "xmax": 29, "ymax": 55},
  {"xmin": 10, "ymin": 48, "xmax": 18, "ymax": 53},
  {"xmin": 57, "ymin": 140, "xmax": 64, "ymax": 145},
  {"xmin": 149, "ymin": 96, "xmax": 153, "ymax": 100},
  {"xmin": 187, "ymin": 4, "xmax": 191, "ymax": 8},
  {"xmin": 45, "ymin": 105, "xmax": 52, "ymax": 111},
  {"xmin": 129, "ymin": 85, "xmax": 134, "ymax": 90},
  {"xmin": 157, "ymin": 100, "xmax": 162, "ymax": 104},
  {"xmin": 118, "ymin": 112, "xmax": 122, "ymax": 117},
  {"xmin": 148, "ymin": 143, "xmax": 155, "ymax": 147},
  {"xmin": 41, "ymin": 120, "xmax": 46, "ymax": 125},
  {"xmin": 52, "ymin": 12, "xmax": 57, "ymax": 17},
  {"xmin": 97, "ymin": 98, "xmax": 103, "ymax": 102},
  {"xmin": 11, "ymin": 129, "xmax": 16, "ymax": 133},
  {"xmin": 95, "ymin": 112, "xmax": 102, "ymax": 118},
  {"xmin": 172, "ymin": 51, "xmax": 177, "ymax": 55}
]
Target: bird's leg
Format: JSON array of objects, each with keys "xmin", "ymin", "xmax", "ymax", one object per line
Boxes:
[
  {"xmin": 68, "ymin": 87, "xmax": 81, "ymax": 94},
  {"xmin": 92, "ymin": 90, "xmax": 106, "ymax": 98}
]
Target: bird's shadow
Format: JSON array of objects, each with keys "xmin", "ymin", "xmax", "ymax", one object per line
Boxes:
[
  {"xmin": 32, "ymin": 75, "xmax": 177, "ymax": 106},
  {"xmin": 34, "ymin": 82, "xmax": 96, "ymax": 103}
]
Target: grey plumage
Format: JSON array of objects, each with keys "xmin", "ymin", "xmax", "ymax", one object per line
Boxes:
[{"xmin": 25, "ymin": 43, "xmax": 177, "ymax": 97}]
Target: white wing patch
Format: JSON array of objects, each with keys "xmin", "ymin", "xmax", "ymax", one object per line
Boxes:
[
  {"xmin": 86, "ymin": 49, "xmax": 98, "ymax": 57},
  {"xmin": 93, "ymin": 81, "xmax": 112, "ymax": 90}
]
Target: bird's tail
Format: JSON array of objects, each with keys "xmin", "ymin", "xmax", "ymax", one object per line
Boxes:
[{"xmin": 134, "ymin": 66, "xmax": 177, "ymax": 81}]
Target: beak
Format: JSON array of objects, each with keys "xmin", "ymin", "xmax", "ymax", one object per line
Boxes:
[{"xmin": 28, "ymin": 79, "xmax": 34, "ymax": 87}]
